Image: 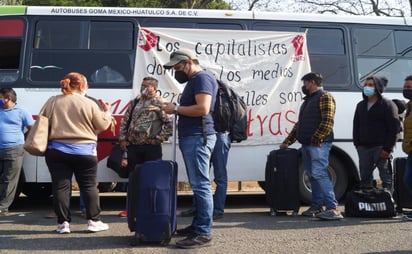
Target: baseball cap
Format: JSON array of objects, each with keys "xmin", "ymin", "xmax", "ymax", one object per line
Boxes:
[{"xmin": 163, "ymin": 48, "xmax": 197, "ymax": 69}]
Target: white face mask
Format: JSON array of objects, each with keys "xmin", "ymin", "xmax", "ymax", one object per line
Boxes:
[{"xmin": 140, "ymin": 87, "xmax": 148, "ymax": 95}]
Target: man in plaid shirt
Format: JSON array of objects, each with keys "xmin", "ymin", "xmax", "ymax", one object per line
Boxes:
[{"xmin": 280, "ymin": 72, "xmax": 343, "ymax": 220}]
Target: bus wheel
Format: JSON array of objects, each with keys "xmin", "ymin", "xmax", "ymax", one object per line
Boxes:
[
  {"xmin": 22, "ymin": 183, "xmax": 52, "ymax": 199},
  {"xmin": 299, "ymin": 154, "xmax": 348, "ymax": 205},
  {"xmin": 98, "ymin": 182, "xmax": 117, "ymax": 192}
]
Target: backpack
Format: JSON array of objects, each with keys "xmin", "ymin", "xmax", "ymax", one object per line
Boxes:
[{"xmin": 212, "ymin": 79, "xmax": 248, "ymax": 142}]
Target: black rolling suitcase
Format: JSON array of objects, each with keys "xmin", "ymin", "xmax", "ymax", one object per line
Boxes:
[
  {"xmin": 127, "ymin": 115, "xmax": 178, "ymax": 246},
  {"xmin": 264, "ymin": 148, "xmax": 300, "ymax": 216},
  {"xmin": 393, "ymin": 157, "xmax": 412, "ymax": 213}
]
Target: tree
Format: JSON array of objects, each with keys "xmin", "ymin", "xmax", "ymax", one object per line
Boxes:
[
  {"xmin": 226, "ymin": 0, "xmax": 412, "ymax": 17},
  {"xmin": 18, "ymin": 0, "xmax": 229, "ymax": 9},
  {"xmin": 1, "ymin": 0, "xmax": 23, "ymax": 4}
]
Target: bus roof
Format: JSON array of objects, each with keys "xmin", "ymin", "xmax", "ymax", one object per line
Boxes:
[{"xmin": 0, "ymin": 6, "xmax": 409, "ymax": 26}]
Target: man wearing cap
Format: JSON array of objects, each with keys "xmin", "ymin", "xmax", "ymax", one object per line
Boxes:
[
  {"xmin": 162, "ymin": 48, "xmax": 217, "ymax": 248},
  {"xmin": 353, "ymin": 75, "xmax": 400, "ymax": 192},
  {"xmin": 280, "ymin": 72, "xmax": 343, "ymax": 220}
]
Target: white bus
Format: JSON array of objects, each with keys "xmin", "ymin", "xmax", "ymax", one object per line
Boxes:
[{"xmin": 0, "ymin": 6, "xmax": 408, "ymax": 203}]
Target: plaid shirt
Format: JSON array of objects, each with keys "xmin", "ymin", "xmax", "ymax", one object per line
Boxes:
[{"xmin": 283, "ymin": 91, "xmax": 335, "ymax": 146}]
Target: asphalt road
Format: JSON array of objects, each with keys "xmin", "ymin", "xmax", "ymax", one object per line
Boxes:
[{"xmin": 1, "ymin": 192, "xmax": 412, "ymax": 254}]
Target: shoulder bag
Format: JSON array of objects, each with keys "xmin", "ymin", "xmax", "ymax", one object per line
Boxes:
[{"xmin": 23, "ymin": 97, "xmax": 56, "ymax": 156}]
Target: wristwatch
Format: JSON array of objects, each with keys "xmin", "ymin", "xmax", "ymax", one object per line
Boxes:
[{"xmin": 173, "ymin": 103, "xmax": 179, "ymax": 115}]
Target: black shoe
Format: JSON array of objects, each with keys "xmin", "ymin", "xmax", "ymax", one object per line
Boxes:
[
  {"xmin": 175, "ymin": 225, "xmax": 195, "ymax": 236},
  {"xmin": 213, "ymin": 213, "xmax": 224, "ymax": 220},
  {"xmin": 176, "ymin": 234, "xmax": 212, "ymax": 249},
  {"xmin": 180, "ymin": 208, "xmax": 196, "ymax": 217}
]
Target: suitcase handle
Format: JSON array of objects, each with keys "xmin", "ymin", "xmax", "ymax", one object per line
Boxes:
[{"xmin": 150, "ymin": 189, "xmax": 157, "ymax": 213}]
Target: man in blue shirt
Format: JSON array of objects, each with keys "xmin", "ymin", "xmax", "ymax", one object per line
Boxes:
[
  {"xmin": 163, "ymin": 48, "xmax": 217, "ymax": 249},
  {"xmin": 0, "ymin": 88, "xmax": 34, "ymax": 216}
]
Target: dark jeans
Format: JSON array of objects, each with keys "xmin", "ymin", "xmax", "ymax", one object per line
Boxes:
[
  {"xmin": 45, "ymin": 149, "xmax": 101, "ymax": 224},
  {"xmin": 0, "ymin": 145, "xmax": 24, "ymax": 211},
  {"xmin": 127, "ymin": 144, "xmax": 162, "ymax": 172},
  {"xmin": 357, "ymin": 146, "xmax": 392, "ymax": 191}
]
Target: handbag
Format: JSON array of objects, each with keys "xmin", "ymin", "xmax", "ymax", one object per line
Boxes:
[
  {"xmin": 107, "ymin": 144, "xmax": 130, "ymax": 178},
  {"xmin": 24, "ymin": 97, "xmax": 56, "ymax": 156},
  {"xmin": 344, "ymin": 187, "xmax": 396, "ymax": 218}
]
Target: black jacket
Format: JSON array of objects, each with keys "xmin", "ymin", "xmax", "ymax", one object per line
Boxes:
[{"xmin": 353, "ymin": 96, "xmax": 399, "ymax": 153}]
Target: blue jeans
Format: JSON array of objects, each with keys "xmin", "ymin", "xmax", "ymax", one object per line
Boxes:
[
  {"xmin": 211, "ymin": 132, "xmax": 231, "ymax": 215},
  {"xmin": 404, "ymin": 154, "xmax": 412, "ymax": 196},
  {"xmin": 179, "ymin": 134, "xmax": 216, "ymax": 236},
  {"xmin": 301, "ymin": 142, "xmax": 338, "ymax": 209}
]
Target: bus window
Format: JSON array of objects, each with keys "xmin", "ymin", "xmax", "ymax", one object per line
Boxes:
[
  {"xmin": 354, "ymin": 28, "xmax": 412, "ymax": 88},
  {"xmin": 252, "ymin": 23, "xmax": 349, "ymax": 89},
  {"xmin": 30, "ymin": 20, "xmax": 134, "ymax": 86},
  {"xmin": 305, "ymin": 28, "xmax": 350, "ymax": 89},
  {"xmin": 35, "ymin": 21, "xmax": 83, "ymax": 49},
  {"xmin": 395, "ymin": 30, "xmax": 412, "ymax": 56},
  {"xmin": 0, "ymin": 19, "xmax": 24, "ymax": 83},
  {"xmin": 90, "ymin": 21, "xmax": 133, "ymax": 50}
]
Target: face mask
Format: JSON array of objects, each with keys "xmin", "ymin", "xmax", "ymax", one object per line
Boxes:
[
  {"xmin": 174, "ymin": 71, "xmax": 189, "ymax": 84},
  {"xmin": 363, "ymin": 86, "xmax": 375, "ymax": 97},
  {"xmin": 140, "ymin": 87, "xmax": 148, "ymax": 95},
  {"xmin": 403, "ymin": 89, "xmax": 412, "ymax": 100},
  {"xmin": 301, "ymin": 85, "xmax": 309, "ymax": 95},
  {"xmin": 0, "ymin": 99, "xmax": 4, "ymax": 108}
]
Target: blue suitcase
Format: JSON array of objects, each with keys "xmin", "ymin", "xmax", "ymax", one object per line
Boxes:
[
  {"xmin": 127, "ymin": 160, "xmax": 178, "ymax": 245},
  {"xmin": 127, "ymin": 115, "xmax": 178, "ymax": 246}
]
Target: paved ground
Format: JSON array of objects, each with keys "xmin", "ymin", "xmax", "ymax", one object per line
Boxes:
[{"xmin": 0, "ymin": 193, "xmax": 411, "ymax": 253}]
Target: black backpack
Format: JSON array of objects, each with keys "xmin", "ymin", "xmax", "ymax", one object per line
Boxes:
[{"xmin": 212, "ymin": 79, "xmax": 248, "ymax": 142}]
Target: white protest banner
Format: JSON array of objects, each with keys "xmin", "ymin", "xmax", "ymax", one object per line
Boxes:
[{"xmin": 135, "ymin": 27, "xmax": 311, "ymax": 145}]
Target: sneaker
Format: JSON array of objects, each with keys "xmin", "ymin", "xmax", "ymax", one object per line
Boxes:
[
  {"xmin": 175, "ymin": 225, "xmax": 195, "ymax": 236},
  {"xmin": 403, "ymin": 211, "xmax": 412, "ymax": 217},
  {"xmin": 56, "ymin": 221, "xmax": 70, "ymax": 234},
  {"xmin": 403, "ymin": 213, "xmax": 412, "ymax": 221},
  {"xmin": 0, "ymin": 209, "xmax": 9, "ymax": 216},
  {"xmin": 118, "ymin": 210, "xmax": 127, "ymax": 217},
  {"xmin": 301, "ymin": 206, "xmax": 323, "ymax": 217},
  {"xmin": 180, "ymin": 208, "xmax": 196, "ymax": 217},
  {"xmin": 87, "ymin": 220, "xmax": 109, "ymax": 232},
  {"xmin": 176, "ymin": 234, "xmax": 212, "ymax": 249},
  {"xmin": 316, "ymin": 208, "xmax": 344, "ymax": 220},
  {"xmin": 213, "ymin": 213, "xmax": 224, "ymax": 220}
]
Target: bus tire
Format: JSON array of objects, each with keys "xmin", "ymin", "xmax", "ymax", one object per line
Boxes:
[{"xmin": 299, "ymin": 154, "xmax": 348, "ymax": 205}]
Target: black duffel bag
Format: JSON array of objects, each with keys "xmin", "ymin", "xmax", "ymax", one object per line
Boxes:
[{"xmin": 344, "ymin": 187, "xmax": 396, "ymax": 218}]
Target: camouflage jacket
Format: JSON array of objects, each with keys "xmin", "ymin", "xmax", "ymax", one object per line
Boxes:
[{"xmin": 119, "ymin": 95, "xmax": 172, "ymax": 145}]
